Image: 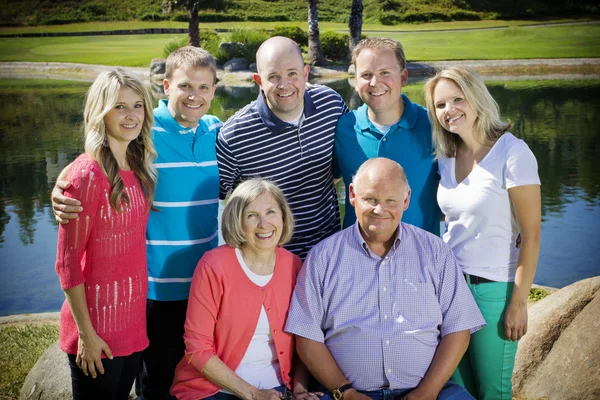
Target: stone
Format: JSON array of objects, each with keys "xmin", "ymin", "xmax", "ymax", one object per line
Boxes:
[
  {"xmin": 347, "ymin": 63, "xmax": 355, "ymax": 76},
  {"xmin": 223, "ymin": 57, "xmax": 249, "ymax": 73},
  {"xmin": 248, "ymin": 63, "xmax": 257, "ymax": 72},
  {"xmin": 513, "ymin": 276, "xmax": 600, "ymax": 400},
  {"xmin": 218, "ymin": 42, "xmax": 245, "ymax": 59},
  {"xmin": 20, "ymin": 341, "xmax": 136, "ymax": 399},
  {"xmin": 149, "ymin": 58, "xmax": 166, "ymax": 76}
]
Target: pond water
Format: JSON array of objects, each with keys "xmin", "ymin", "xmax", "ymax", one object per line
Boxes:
[{"xmin": 0, "ymin": 77, "xmax": 599, "ymax": 316}]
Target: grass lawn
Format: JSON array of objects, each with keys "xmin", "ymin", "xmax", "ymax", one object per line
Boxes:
[
  {"xmin": 1, "ymin": 23, "xmax": 598, "ymax": 67},
  {"xmin": 0, "ymin": 323, "xmax": 59, "ymax": 399},
  {"xmin": 0, "ymin": 19, "xmax": 589, "ymax": 35}
]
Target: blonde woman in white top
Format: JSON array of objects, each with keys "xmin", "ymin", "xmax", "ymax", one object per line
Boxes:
[{"xmin": 425, "ymin": 66, "xmax": 541, "ymax": 400}]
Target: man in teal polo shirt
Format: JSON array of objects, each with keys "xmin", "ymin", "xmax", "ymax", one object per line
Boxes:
[{"xmin": 335, "ymin": 37, "xmax": 440, "ymax": 235}]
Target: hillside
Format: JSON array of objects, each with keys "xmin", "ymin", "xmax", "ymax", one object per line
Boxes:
[{"xmin": 1, "ymin": 0, "xmax": 597, "ymax": 27}]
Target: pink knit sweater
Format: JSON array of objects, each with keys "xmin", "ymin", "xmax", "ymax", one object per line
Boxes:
[{"xmin": 55, "ymin": 154, "xmax": 149, "ymax": 357}]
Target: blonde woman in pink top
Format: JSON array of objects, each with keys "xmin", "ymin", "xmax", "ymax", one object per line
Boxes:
[
  {"xmin": 170, "ymin": 179, "xmax": 320, "ymax": 400},
  {"xmin": 54, "ymin": 70, "xmax": 156, "ymax": 399}
]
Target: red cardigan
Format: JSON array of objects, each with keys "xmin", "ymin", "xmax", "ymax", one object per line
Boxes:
[
  {"xmin": 55, "ymin": 154, "xmax": 149, "ymax": 357},
  {"xmin": 170, "ymin": 245, "xmax": 302, "ymax": 400}
]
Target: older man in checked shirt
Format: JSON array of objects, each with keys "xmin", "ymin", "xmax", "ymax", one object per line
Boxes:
[{"xmin": 285, "ymin": 158, "xmax": 485, "ymax": 400}]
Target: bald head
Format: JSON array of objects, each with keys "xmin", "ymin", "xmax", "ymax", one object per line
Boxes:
[
  {"xmin": 352, "ymin": 158, "xmax": 410, "ymax": 196},
  {"xmin": 256, "ymin": 36, "xmax": 304, "ymax": 74}
]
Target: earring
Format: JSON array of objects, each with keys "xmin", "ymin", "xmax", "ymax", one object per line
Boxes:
[{"xmin": 102, "ymin": 136, "xmax": 109, "ymax": 147}]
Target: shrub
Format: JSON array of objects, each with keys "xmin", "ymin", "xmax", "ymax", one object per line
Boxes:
[
  {"xmin": 163, "ymin": 35, "xmax": 190, "ymax": 58},
  {"xmin": 449, "ymin": 10, "xmax": 483, "ymax": 21},
  {"xmin": 400, "ymin": 10, "xmax": 451, "ymax": 23},
  {"xmin": 379, "ymin": 11, "xmax": 402, "ymax": 25},
  {"xmin": 320, "ymin": 31, "xmax": 350, "ymax": 61},
  {"xmin": 140, "ymin": 12, "xmax": 167, "ymax": 21},
  {"xmin": 198, "ymin": 12, "xmax": 243, "ymax": 22},
  {"xmin": 227, "ymin": 27, "xmax": 270, "ymax": 63},
  {"xmin": 272, "ymin": 26, "xmax": 308, "ymax": 46}
]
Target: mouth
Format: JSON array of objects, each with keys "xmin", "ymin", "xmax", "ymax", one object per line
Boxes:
[
  {"xmin": 184, "ymin": 102, "xmax": 202, "ymax": 109},
  {"xmin": 277, "ymin": 92, "xmax": 294, "ymax": 98},
  {"xmin": 446, "ymin": 114, "xmax": 463, "ymax": 123},
  {"xmin": 369, "ymin": 90, "xmax": 387, "ymax": 97},
  {"xmin": 256, "ymin": 231, "xmax": 274, "ymax": 239},
  {"xmin": 121, "ymin": 124, "xmax": 138, "ymax": 129}
]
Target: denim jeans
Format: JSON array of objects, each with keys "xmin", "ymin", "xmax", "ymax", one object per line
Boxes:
[
  {"xmin": 318, "ymin": 380, "xmax": 473, "ymax": 400},
  {"xmin": 169, "ymin": 385, "xmax": 286, "ymax": 400}
]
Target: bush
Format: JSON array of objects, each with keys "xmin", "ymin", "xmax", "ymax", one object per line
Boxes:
[
  {"xmin": 449, "ymin": 10, "xmax": 483, "ymax": 21},
  {"xmin": 227, "ymin": 27, "xmax": 270, "ymax": 63},
  {"xmin": 401, "ymin": 11, "xmax": 451, "ymax": 23},
  {"xmin": 198, "ymin": 12, "xmax": 243, "ymax": 22},
  {"xmin": 163, "ymin": 35, "xmax": 189, "ymax": 58},
  {"xmin": 271, "ymin": 25, "xmax": 308, "ymax": 46},
  {"xmin": 320, "ymin": 31, "xmax": 350, "ymax": 61},
  {"xmin": 140, "ymin": 12, "xmax": 167, "ymax": 21},
  {"xmin": 379, "ymin": 11, "xmax": 403, "ymax": 25}
]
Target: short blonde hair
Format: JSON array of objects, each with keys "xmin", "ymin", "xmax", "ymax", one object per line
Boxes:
[
  {"xmin": 222, "ymin": 179, "xmax": 295, "ymax": 248},
  {"xmin": 165, "ymin": 45, "xmax": 217, "ymax": 84},
  {"xmin": 424, "ymin": 66, "xmax": 511, "ymax": 158}
]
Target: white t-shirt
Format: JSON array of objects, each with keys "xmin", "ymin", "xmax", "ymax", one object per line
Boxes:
[
  {"xmin": 229, "ymin": 248, "xmax": 282, "ymax": 389},
  {"xmin": 437, "ymin": 133, "xmax": 540, "ymax": 282}
]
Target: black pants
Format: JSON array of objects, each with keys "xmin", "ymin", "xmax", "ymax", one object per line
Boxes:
[
  {"xmin": 135, "ymin": 299, "xmax": 188, "ymax": 400},
  {"xmin": 68, "ymin": 351, "xmax": 142, "ymax": 400}
]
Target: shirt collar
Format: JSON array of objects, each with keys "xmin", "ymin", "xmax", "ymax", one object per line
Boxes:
[
  {"xmin": 154, "ymin": 99, "xmax": 207, "ymax": 136},
  {"xmin": 356, "ymin": 93, "xmax": 418, "ymax": 133},
  {"xmin": 352, "ymin": 221, "xmax": 403, "ymax": 258},
  {"xmin": 256, "ymin": 89, "xmax": 317, "ymax": 133}
]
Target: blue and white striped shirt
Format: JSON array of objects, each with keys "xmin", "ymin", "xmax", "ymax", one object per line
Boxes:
[
  {"xmin": 146, "ymin": 100, "xmax": 222, "ymax": 301},
  {"xmin": 217, "ymin": 85, "xmax": 349, "ymax": 259},
  {"xmin": 285, "ymin": 222, "xmax": 485, "ymax": 390}
]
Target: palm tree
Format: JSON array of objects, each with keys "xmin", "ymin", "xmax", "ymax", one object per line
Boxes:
[
  {"xmin": 348, "ymin": 0, "xmax": 363, "ymax": 53},
  {"xmin": 163, "ymin": 0, "xmax": 226, "ymax": 47},
  {"xmin": 307, "ymin": 0, "xmax": 326, "ymax": 65}
]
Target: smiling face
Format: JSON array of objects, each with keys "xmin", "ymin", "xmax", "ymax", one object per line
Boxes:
[
  {"xmin": 104, "ymin": 86, "xmax": 145, "ymax": 150},
  {"xmin": 164, "ymin": 65, "xmax": 216, "ymax": 128},
  {"xmin": 349, "ymin": 160, "xmax": 410, "ymax": 246},
  {"xmin": 355, "ymin": 48, "xmax": 408, "ymax": 119},
  {"xmin": 241, "ymin": 192, "xmax": 284, "ymax": 255},
  {"xmin": 433, "ymin": 78, "xmax": 477, "ymax": 137},
  {"xmin": 254, "ymin": 39, "xmax": 310, "ymax": 122}
]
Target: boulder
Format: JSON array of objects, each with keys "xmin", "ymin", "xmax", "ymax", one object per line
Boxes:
[
  {"xmin": 20, "ymin": 341, "xmax": 135, "ymax": 399},
  {"xmin": 223, "ymin": 57, "xmax": 249, "ymax": 73},
  {"xmin": 149, "ymin": 58, "xmax": 166, "ymax": 78},
  {"xmin": 513, "ymin": 276, "xmax": 600, "ymax": 400},
  {"xmin": 248, "ymin": 63, "xmax": 257, "ymax": 72},
  {"xmin": 218, "ymin": 42, "xmax": 245, "ymax": 59}
]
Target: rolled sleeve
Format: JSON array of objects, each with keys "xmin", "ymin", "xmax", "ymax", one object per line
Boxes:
[
  {"xmin": 284, "ymin": 249, "xmax": 326, "ymax": 342},
  {"xmin": 437, "ymin": 245, "xmax": 486, "ymax": 336}
]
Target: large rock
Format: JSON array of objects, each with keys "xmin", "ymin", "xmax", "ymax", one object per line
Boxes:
[
  {"xmin": 223, "ymin": 57, "xmax": 249, "ymax": 72},
  {"xmin": 218, "ymin": 42, "xmax": 245, "ymax": 59},
  {"xmin": 20, "ymin": 341, "xmax": 135, "ymax": 399},
  {"xmin": 149, "ymin": 58, "xmax": 166, "ymax": 81},
  {"xmin": 513, "ymin": 276, "xmax": 600, "ymax": 400}
]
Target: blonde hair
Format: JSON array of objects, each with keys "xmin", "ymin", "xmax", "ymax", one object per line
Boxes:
[
  {"xmin": 424, "ymin": 66, "xmax": 511, "ymax": 158},
  {"xmin": 222, "ymin": 179, "xmax": 295, "ymax": 248},
  {"xmin": 165, "ymin": 46, "xmax": 217, "ymax": 84},
  {"xmin": 352, "ymin": 37, "xmax": 406, "ymax": 70},
  {"xmin": 83, "ymin": 69, "xmax": 157, "ymax": 212}
]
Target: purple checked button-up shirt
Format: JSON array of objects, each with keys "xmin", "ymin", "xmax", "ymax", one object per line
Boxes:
[{"xmin": 285, "ymin": 222, "xmax": 485, "ymax": 391}]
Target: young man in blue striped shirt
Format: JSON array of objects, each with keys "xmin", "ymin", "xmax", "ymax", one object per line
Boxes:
[
  {"xmin": 52, "ymin": 47, "xmax": 222, "ymax": 400},
  {"xmin": 217, "ymin": 36, "xmax": 349, "ymax": 260}
]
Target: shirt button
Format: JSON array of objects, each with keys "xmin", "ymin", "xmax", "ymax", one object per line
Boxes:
[
  {"xmin": 388, "ymin": 368, "xmax": 392, "ymax": 373},
  {"xmin": 383, "ymin": 287, "xmax": 387, "ymax": 292},
  {"xmin": 383, "ymin": 138, "xmax": 387, "ymax": 142},
  {"xmin": 384, "ymin": 314, "xmax": 388, "ymax": 320},
  {"xmin": 273, "ymin": 330, "xmax": 277, "ymax": 334},
  {"xmin": 267, "ymin": 308, "xmax": 271, "ymax": 312},
  {"xmin": 279, "ymin": 351, "xmax": 284, "ymax": 355}
]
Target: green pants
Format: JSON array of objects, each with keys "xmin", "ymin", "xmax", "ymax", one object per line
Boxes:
[{"xmin": 451, "ymin": 280, "xmax": 518, "ymax": 400}]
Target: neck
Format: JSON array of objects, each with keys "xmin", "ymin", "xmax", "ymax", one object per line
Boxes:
[
  {"xmin": 360, "ymin": 228, "xmax": 397, "ymax": 258},
  {"xmin": 108, "ymin": 141, "xmax": 130, "ymax": 171},
  {"xmin": 239, "ymin": 247, "xmax": 276, "ymax": 275},
  {"xmin": 458, "ymin": 130, "xmax": 486, "ymax": 155},
  {"xmin": 367, "ymin": 100, "xmax": 404, "ymax": 126}
]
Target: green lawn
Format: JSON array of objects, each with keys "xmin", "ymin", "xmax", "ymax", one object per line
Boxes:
[{"xmin": 0, "ymin": 23, "xmax": 598, "ymax": 67}]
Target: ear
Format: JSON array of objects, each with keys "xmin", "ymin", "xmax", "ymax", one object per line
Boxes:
[
  {"xmin": 303, "ymin": 64, "xmax": 310, "ymax": 81},
  {"xmin": 400, "ymin": 68, "xmax": 408, "ymax": 87},
  {"xmin": 163, "ymin": 78, "xmax": 171, "ymax": 95},
  {"xmin": 253, "ymin": 73, "xmax": 262, "ymax": 87},
  {"xmin": 349, "ymin": 183, "xmax": 357, "ymax": 207},
  {"xmin": 403, "ymin": 188, "xmax": 411, "ymax": 211}
]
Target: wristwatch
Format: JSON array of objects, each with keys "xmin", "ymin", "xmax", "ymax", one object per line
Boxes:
[{"xmin": 333, "ymin": 384, "xmax": 353, "ymax": 400}]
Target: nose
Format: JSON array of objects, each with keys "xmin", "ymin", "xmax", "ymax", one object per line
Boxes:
[
  {"xmin": 373, "ymin": 203, "xmax": 384, "ymax": 214},
  {"xmin": 369, "ymin": 75, "xmax": 378, "ymax": 86},
  {"xmin": 277, "ymin": 77, "xmax": 287, "ymax": 88}
]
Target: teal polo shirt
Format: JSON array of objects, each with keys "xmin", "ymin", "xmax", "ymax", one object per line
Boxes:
[{"xmin": 334, "ymin": 94, "xmax": 440, "ymax": 235}]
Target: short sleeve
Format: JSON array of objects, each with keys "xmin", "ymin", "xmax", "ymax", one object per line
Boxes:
[
  {"xmin": 284, "ymin": 248, "xmax": 327, "ymax": 343},
  {"xmin": 55, "ymin": 157, "xmax": 102, "ymax": 290},
  {"xmin": 504, "ymin": 139, "xmax": 541, "ymax": 189}
]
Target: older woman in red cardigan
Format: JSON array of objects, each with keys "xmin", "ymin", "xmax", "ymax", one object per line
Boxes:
[{"xmin": 170, "ymin": 178, "xmax": 320, "ymax": 400}]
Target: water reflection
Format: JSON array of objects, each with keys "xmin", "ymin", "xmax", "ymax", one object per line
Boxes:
[{"xmin": 0, "ymin": 77, "xmax": 599, "ymax": 315}]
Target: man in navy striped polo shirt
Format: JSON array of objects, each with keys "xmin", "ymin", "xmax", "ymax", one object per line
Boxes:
[
  {"xmin": 286, "ymin": 158, "xmax": 484, "ymax": 400},
  {"xmin": 217, "ymin": 36, "xmax": 349, "ymax": 260}
]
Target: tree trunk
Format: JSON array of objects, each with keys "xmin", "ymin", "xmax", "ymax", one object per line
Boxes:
[
  {"xmin": 348, "ymin": 0, "xmax": 363, "ymax": 54},
  {"xmin": 188, "ymin": 1, "xmax": 200, "ymax": 47},
  {"xmin": 307, "ymin": 0, "xmax": 326, "ymax": 66}
]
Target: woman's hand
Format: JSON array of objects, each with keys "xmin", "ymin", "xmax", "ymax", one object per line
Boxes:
[
  {"xmin": 292, "ymin": 390, "xmax": 323, "ymax": 400},
  {"xmin": 249, "ymin": 388, "xmax": 283, "ymax": 400},
  {"xmin": 76, "ymin": 331, "xmax": 113, "ymax": 378},
  {"xmin": 504, "ymin": 299, "xmax": 528, "ymax": 341}
]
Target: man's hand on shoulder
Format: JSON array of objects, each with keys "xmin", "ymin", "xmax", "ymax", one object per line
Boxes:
[{"xmin": 51, "ymin": 163, "xmax": 82, "ymax": 224}]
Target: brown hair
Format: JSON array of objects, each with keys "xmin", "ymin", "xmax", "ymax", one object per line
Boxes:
[
  {"xmin": 165, "ymin": 45, "xmax": 217, "ymax": 84},
  {"xmin": 352, "ymin": 37, "xmax": 406, "ymax": 70}
]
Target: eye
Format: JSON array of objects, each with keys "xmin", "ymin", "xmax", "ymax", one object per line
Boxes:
[
  {"xmin": 180, "ymin": 84, "xmax": 190, "ymax": 89},
  {"xmin": 134, "ymin": 103, "xmax": 144, "ymax": 109},
  {"xmin": 361, "ymin": 72, "xmax": 372, "ymax": 79},
  {"xmin": 199, "ymin": 85, "xmax": 209, "ymax": 91},
  {"xmin": 381, "ymin": 71, "xmax": 390, "ymax": 76},
  {"xmin": 115, "ymin": 104, "xmax": 124, "ymax": 109},
  {"xmin": 435, "ymin": 103, "xmax": 445, "ymax": 109},
  {"xmin": 268, "ymin": 74, "xmax": 278, "ymax": 82},
  {"xmin": 289, "ymin": 71, "xmax": 298, "ymax": 77},
  {"xmin": 454, "ymin": 97, "xmax": 464, "ymax": 103}
]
